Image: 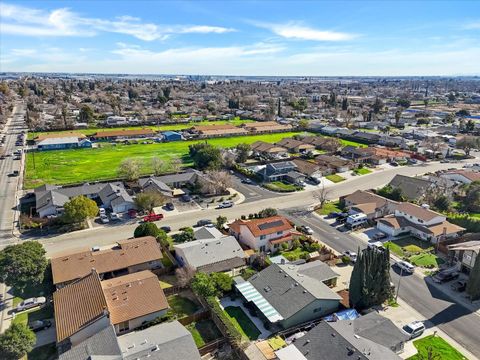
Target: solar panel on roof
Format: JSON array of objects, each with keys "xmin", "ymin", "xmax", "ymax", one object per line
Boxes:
[{"xmin": 258, "ymin": 220, "xmax": 284, "ymax": 230}]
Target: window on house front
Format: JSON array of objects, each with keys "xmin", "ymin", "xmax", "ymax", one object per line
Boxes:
[
  {"xmin": 260, "ymin": 235, "xmax": 266, "ymax": 240},
  {"xmin": 118, "ymin": 321, "xmax": 129, "ymax": 333},
  {"xmin": 274, "ymin": 244, "xmax": 279, "ymax": 249},
  {"xmin": 277, "ymin": 231, "xmax": 283, "ymax": 235}
]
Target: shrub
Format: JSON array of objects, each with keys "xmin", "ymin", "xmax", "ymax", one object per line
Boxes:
[{"xmin": 342, "ymin": 256, "xmax": 351, "ymax": 264}]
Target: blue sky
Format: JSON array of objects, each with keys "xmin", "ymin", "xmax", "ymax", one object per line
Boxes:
[{"xmin": 1, "ymin": 1, "xmax": 479, "ymax": 76}]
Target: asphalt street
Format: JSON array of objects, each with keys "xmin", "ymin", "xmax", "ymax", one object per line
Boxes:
[{"xmin": 287, "ymin": 211, "xmax": 480, "ymax": 356}]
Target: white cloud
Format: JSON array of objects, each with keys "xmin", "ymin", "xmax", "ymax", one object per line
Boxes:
[
  {"xmin": 464, "ymin": 21, "xmax": 480, "ymax": 29},
  {"xmin": 0, "ymin": 2, "xmax": 235, "ymax": 40},
  {"xmin": 255, "ymin": 21, "xmax": 357, "ymax": 41}
]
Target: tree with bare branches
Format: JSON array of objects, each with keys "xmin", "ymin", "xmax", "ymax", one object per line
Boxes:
[
  {"xmin": 175, "ymin": 266, "xmax": 196, "ymax": 287},
  {"xmin": 313, "ymin": 184, "xmax": 331, "ymax": 210}
]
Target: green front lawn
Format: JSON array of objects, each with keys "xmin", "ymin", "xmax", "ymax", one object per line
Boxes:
[
  {"xmin": 339, "ymin": 139, "xmax": 368, "ymax": 148},
  {"xmin": 167, "ymin": 294, "xmax": 200, "ymax": 318},
  {"xmin": 264, "ymin": 181, "xmax": 303, "ymax": 192},
  {"xmin": 187, "ymin": 319, "xmax": 223, "ymax": 347},
  {"xmin": 410, "ymin": 253, "xmax": 445, "ymax": 268},
  {"xmin": 326, "ymin": 174, "xmax": 345, "ymax": 183},
  {"xmin": 25, "ymin": 131, "xmax": 305, "ymax": 188},
  {"xmin": 13, "ymin": 305, "xmax": 54, "ymax": 326},
  {"xmin": 407, "ymin": 335, "xmax": 468, "ymax": 360},
  {"xmin": 354, "ymin": 168, "xmax": 372, "ymax": 175},
  {"xmin": 224, "ymin": 306, "xmax": 261, "ymax": 340},
  {"xmin": 384, "ymin": 242, "xmax": 405, "ymax": 257},
  {"xmin": 316, "ymin": 201, "xmax": 343, "ymax": 216}
]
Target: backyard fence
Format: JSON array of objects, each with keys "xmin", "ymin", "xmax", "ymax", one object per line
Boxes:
[{"xmin": 177, "ymin": 310, "xmax": 210, "ymax": 326}]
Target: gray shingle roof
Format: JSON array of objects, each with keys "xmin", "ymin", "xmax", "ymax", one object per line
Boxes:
[
  {"xmin": 117, "ymin": 321, "xmax": 201, "ymax": 360},
  {"xmin": 59, "ymin": 325, "xmax": 122, "ymax": 360},
  {"xmin": 388, "ymin": 175, "xmax": 434, "ymax": 200},
  {"xmin": 249, "ymin": 262, "xmax": 340, "ymax": 319}
]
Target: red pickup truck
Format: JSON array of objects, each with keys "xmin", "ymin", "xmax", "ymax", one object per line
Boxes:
[{"xmin": 143, "ymin": 213, "xmax": 164, "ymax": 222}]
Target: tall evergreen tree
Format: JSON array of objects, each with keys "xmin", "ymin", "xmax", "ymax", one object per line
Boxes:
[
  {"xmin": 466, "ymin": 257, "xmax": 480, "ymax": 301},
  {"xmin": 349, "ymin": 247, "xmax": 393, "ymax": 309}
]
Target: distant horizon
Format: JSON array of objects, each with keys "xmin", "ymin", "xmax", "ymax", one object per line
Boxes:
[{"xmin": 1, "ymin": 1, "xmax": 479, "ymax": 75}]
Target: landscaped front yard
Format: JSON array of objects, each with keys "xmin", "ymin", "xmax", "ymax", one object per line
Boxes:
[
  {"xmin": 384, "ymin": 237, "xmax": 444, "ymax": 268},
  {"xmin": 224, "ymin": 306, "xmax": 261, "ymax": 340},
  {"xmin": 354, "ymin": 167, "xmax": 372, "ymax": 175},
  {"xmin": 407, "ymin": 335, "xmax": 468, "ymax": 360},
  {"xmin": 264, "ymin": 181, "xmax": 303, "ymax": 192},
  {"xmin": 326, "ymin": 174, "xmax": 345, "ymax": 183},
  {"xmin": 316, "ymin": 201, "xmax": 343, "ymax": 216}
]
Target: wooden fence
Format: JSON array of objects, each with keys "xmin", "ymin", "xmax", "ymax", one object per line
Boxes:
[{"xmin": 177, "ymin": 310, "xmax": 210, "ymax": 326}]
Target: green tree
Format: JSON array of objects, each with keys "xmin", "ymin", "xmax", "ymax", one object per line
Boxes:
[
  {"xmin": 216, "ymin": 215, "xmax": 227, "ymax": 230},
  {"xmin": 298, "ymin": 119, "xmax": 309, "ymax": 130},
  {"xmin": 191, "ymin": 272, "xmax": 217, "ymax": 297},
  {"xmin": 433, "ymin": 195, "xmax": 450, "ymax": 212},
  {"xmin": 189, "ymin": 143, "xmax": 222, "ymax": 170},
  {"xmin": 134, "ymin": 222, "xmax": 160, "ymax": 238},
  {"xmin": 173, "ymin": 227, "xmax": 195, "ymax": 243},
  {"xmin": 134, "ymin": 192, "xmax": 166, "ymax": 213},
  {"xmin": 377, "ymin": 185, "xmax": 404, "ymax": 201},
  {"xmin": 372, "ymin": 97, "xmax": 384, "ymax": 114},
  {"xmin": 396, "ymin": 98, "xmax": 411, "ymax": 108},
  {"xmin": 63, "ymin": 195, "xmax": 98, "ymax": 224},
  {"xmin": 465, "ymin": 181, "xmax": 480, "ymax": 212},
  {"xmin": 79, "ymin": 104, "xmax": 94, "ymax": 123},
  {"xmin": 349, "ymin": 247, "xmax": 393, "ymax": 309},
  {"xmin": 0, "ymin": 323, "xmax": 36, "ymax": 360},
  {"xmin": 212, "ymin": 272, "xmax": 233, "ymax": 295},
  {"xmin": 0, "ymin": 242, "xmax": 47, "ymax": 293},
  {"xmin": 457, "ymin": 136, "xmax": 480, "ymax": 157},
  {"xmin": 118, "ymin": 158, "xmax": 142, "ymax": 181},
  {"xmin": 466, "ymin": 255, "xmax": 480, "ymax": 301},
  {"xmin": 235, "ymin": 143, "xmax": 250, "ymax": 163}
]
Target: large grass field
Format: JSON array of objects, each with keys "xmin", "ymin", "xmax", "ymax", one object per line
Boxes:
[
  {"xmin": 27, "ymin": 119, "xmax": 255, "ymax": 139},
  {"xmin": 25, "ymin": 132, "xmax": 305, "ymax": 188},
  {"xmin": 407, "ymin": 335, "xmax": 468, "ymax": 360}
]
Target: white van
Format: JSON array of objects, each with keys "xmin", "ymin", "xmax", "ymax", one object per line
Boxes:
[
  {"xmin": 402, "ymin": 321, "xmax": 425, "ymax": 339},
  {"xmin": 346, "ymin": 213, "xmax": 368, "ymax": 228}
]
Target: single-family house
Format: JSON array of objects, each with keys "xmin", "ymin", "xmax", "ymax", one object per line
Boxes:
[
  {"xmin": 376, "ymin": 203, "xmax": 465, "ymax": 243},
  {"xmin": 53, "ymin": 269, "xmax": 169, "ymax": 351},
  {"xmin": 229, "ymin": 215, "xmax": 297, "ymax": 252},
  {"xmin": 292, "ymin": 159, "xmax": 327, "ymax": 179},
  {"xmin": 256, "ymin": 161, "xmax": 298, "ymax": 182},
  {"xmin": 235, "ymin": 261, "xmax": 341, "ymax": 329},
  {"xmin": 348, "ymin": 131, "xmax": 381, "ymax": 144},
  {"xmin": 191, "ymin": 124, "xmax": 247, "ymax": 137},
  {"xmin": 440, "ymin": 170, "xmax": 480, "ymax": 184},
  {"xmin": 174, "ymin": 235, "xmax": 246, "ymax": 274},
  {"xmin": 99, "ymin": 183, "xmax": 135, "ymax": 213},
  {"xmin": 51, "ymin": 236, "xmax": 163, "ymax": 287},
  {"xmin": 250, "ymin": 141, "xmax": 289, "ymax": 159},
  {"xmin": 37, "ymin": 137, "xmax": 92, "ymax": 151},
  {"xmin": 138, "ymin": 177, "xmax": 173, "ymax": 198},
  {"xmin": 162, "ymin": 130, "xmax": 183, "ymax": 141},
  {"xmin": 315, "ymin": 154, "xmax": 354, "ymax": 173},
  {"xmin": 156, "ymin": 168, "xmax": 201, "ymax": 188},
  {"xmin": 341, "ymin": 190, "xmax": 398, "ymax": 220},
  {"xmin": 448, "ymin": 240, "xmax": 480, "ymax": 274},
  {"xmin": 388, "ymin": 175, "xmax": 436, "ymax": 201},
  {"xmin": 275, "ymin": 317, "xmax": 403, "ymax": 360},
  {"xmin": 276, "ymin": 138, "xmax": 315, "ymax": 153}
]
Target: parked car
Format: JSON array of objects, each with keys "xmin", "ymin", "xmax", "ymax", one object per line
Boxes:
[
  {"xmin": 196, "ymin": 219, "xmax": 213, "ymax": 227},
  {"xmin": 160, "ymin": 226, "xmax": 171, "ymax": 233},
  {"xmin": 110, "ymin": 212, "xmax": 121, "ymax": 221},
  {"xmin": 299, "ymin": 225, "xmax": 314, "ymax": 235},
  {"xmin": 128, "ymin": 209, "xmax": 137, "ymax": 218},
  {"xmin": 241, "ymin": 178, "xmax": 253, "ymax": 184},
  {"xmin": 100, "ymin": 215, "xmax": 110, "ymax": 224},
  {"xmin": 432, "ymin": 270, "xmax": 459, "ymax": 283},
  {"xmin": 451, "ymin": 280, "xmax": 467, "ymax": 292},
  {"xmin": 367, "ymin": 241, "xmax": 385, "ymax": 250},
  {"xmin": 165, "ymin": 202, "xmax": 175, "ymax": 211},
  {"xmin": 28, "ymin": 320, "xmax": 52, "ymax": 332},
  {"xmin": 99, "ymin": 208, "xmax": 106, "ymax": 216},
  {"xmin": 143, "ymin": 213, "xmax": 164, "ymax": 222},
  {"xmin": 402, "ymin": 321, "xmax": 425, "ymax": 339},
  {"xmin": 327, "ymin": 211, "xmax": 343, "ymax": 218},
  {"xmin": 372, "ymin": 232, "xmax": 387, "ymax": 240},
  {"xmin": 181, "ymin": 194, "xmax": 192, "ymax": 202},
  {"xmin": 10, "ymin": 170, "xmax": 19, "ymax": 177},
  {"xmin": 390, "ymin": 161, "xmax": 399, "ymax": 167},
  {"xmin": 342, "ymin": 250, "xmax": 357, "ymax": 263},
  {"xmin": 16, "ymin": 297, "xmax": 46, "ymax": 312},
  {"xmin": 394, "ymin": 260, "xmax": 415, "ymax": 274},
  {"xmin": 217, "ymin": 201, "xmax": 234, "ymax": 209}
]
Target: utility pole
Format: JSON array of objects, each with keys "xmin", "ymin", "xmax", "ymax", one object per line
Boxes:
[{"xmin": 395, "ymin": 266, "xmax": 404, "ymax": 302}]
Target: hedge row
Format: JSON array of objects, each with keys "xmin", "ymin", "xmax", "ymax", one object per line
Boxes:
[
  {"xmin": 205, "ymin": 296, "xmax": 243, "ymax": 343},
  {"xmin": 447, "ymin": 213, "xmax": 480, "ymax": 233}
]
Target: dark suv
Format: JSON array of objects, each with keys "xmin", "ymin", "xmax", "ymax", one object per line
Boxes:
[{"xmin": 432, "ymin": 271, "xmax": 459, "ymax": 284}]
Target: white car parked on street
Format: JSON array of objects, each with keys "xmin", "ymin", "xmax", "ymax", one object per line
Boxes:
[{"xmin": 16, "ymin": 297, "xmax": 46, "ymax": 312}]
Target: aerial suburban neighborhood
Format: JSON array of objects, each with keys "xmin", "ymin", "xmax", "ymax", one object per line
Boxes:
[{"xmin": 0, "ymin": 1, "xmax": 480, "ymax": 360}]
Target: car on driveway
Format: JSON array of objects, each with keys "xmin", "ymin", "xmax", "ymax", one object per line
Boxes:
[
  {"xmin": 196, "ymin": 219, "xmax": 213, "ymax": 227},
  {"xmin": 110, "ymin": 212, "xmax": 121, "ymax": 221},
  {"xmin": 181, "ymin": 194, "xmax": 192, "ymax": 202},
  {"xmin": 299, "ymin": 225, "xmax": 314, "ymax": 235},
  {"xmin": 367, "ymin": 241, "xmax": 385, "ymax": 250},
  {"xmin": 164, "ymin": 202, "xmax": 175, "ymax": 211},
  {"xmin": 342, "ymin": 250, "xmax": 357, "ymax": 263},
  {"xmin": 372, "ymin": 232, "xmax": 387, "ymax": 240},
  {"xmin": 432, "ymin": 270, "xmax": 459, "ymax": 283},
  {"xmin": 28, "ymin": 320, "xmax": 52, "ymax": 332},
  {"xmin": 451, "ymin": 280, "xmax": 467, "ymax": 292},
  {"xmin": 402, "ymin": 321, "xmax": 425, "ymax": 339},
  {"xmin": 16, "ymin": 297, "xmax": 46, "ymax": 312},
  {"xmin": 241, "ymin": 178, "xmax": 253, "ymax": 184},
  {"xmin": 394, "ymin": 260, "xmax": 415, "ymax": 274},
  {"xmin": 99, "ymin": 215, "xmax": 110, "ymax": 224}
]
